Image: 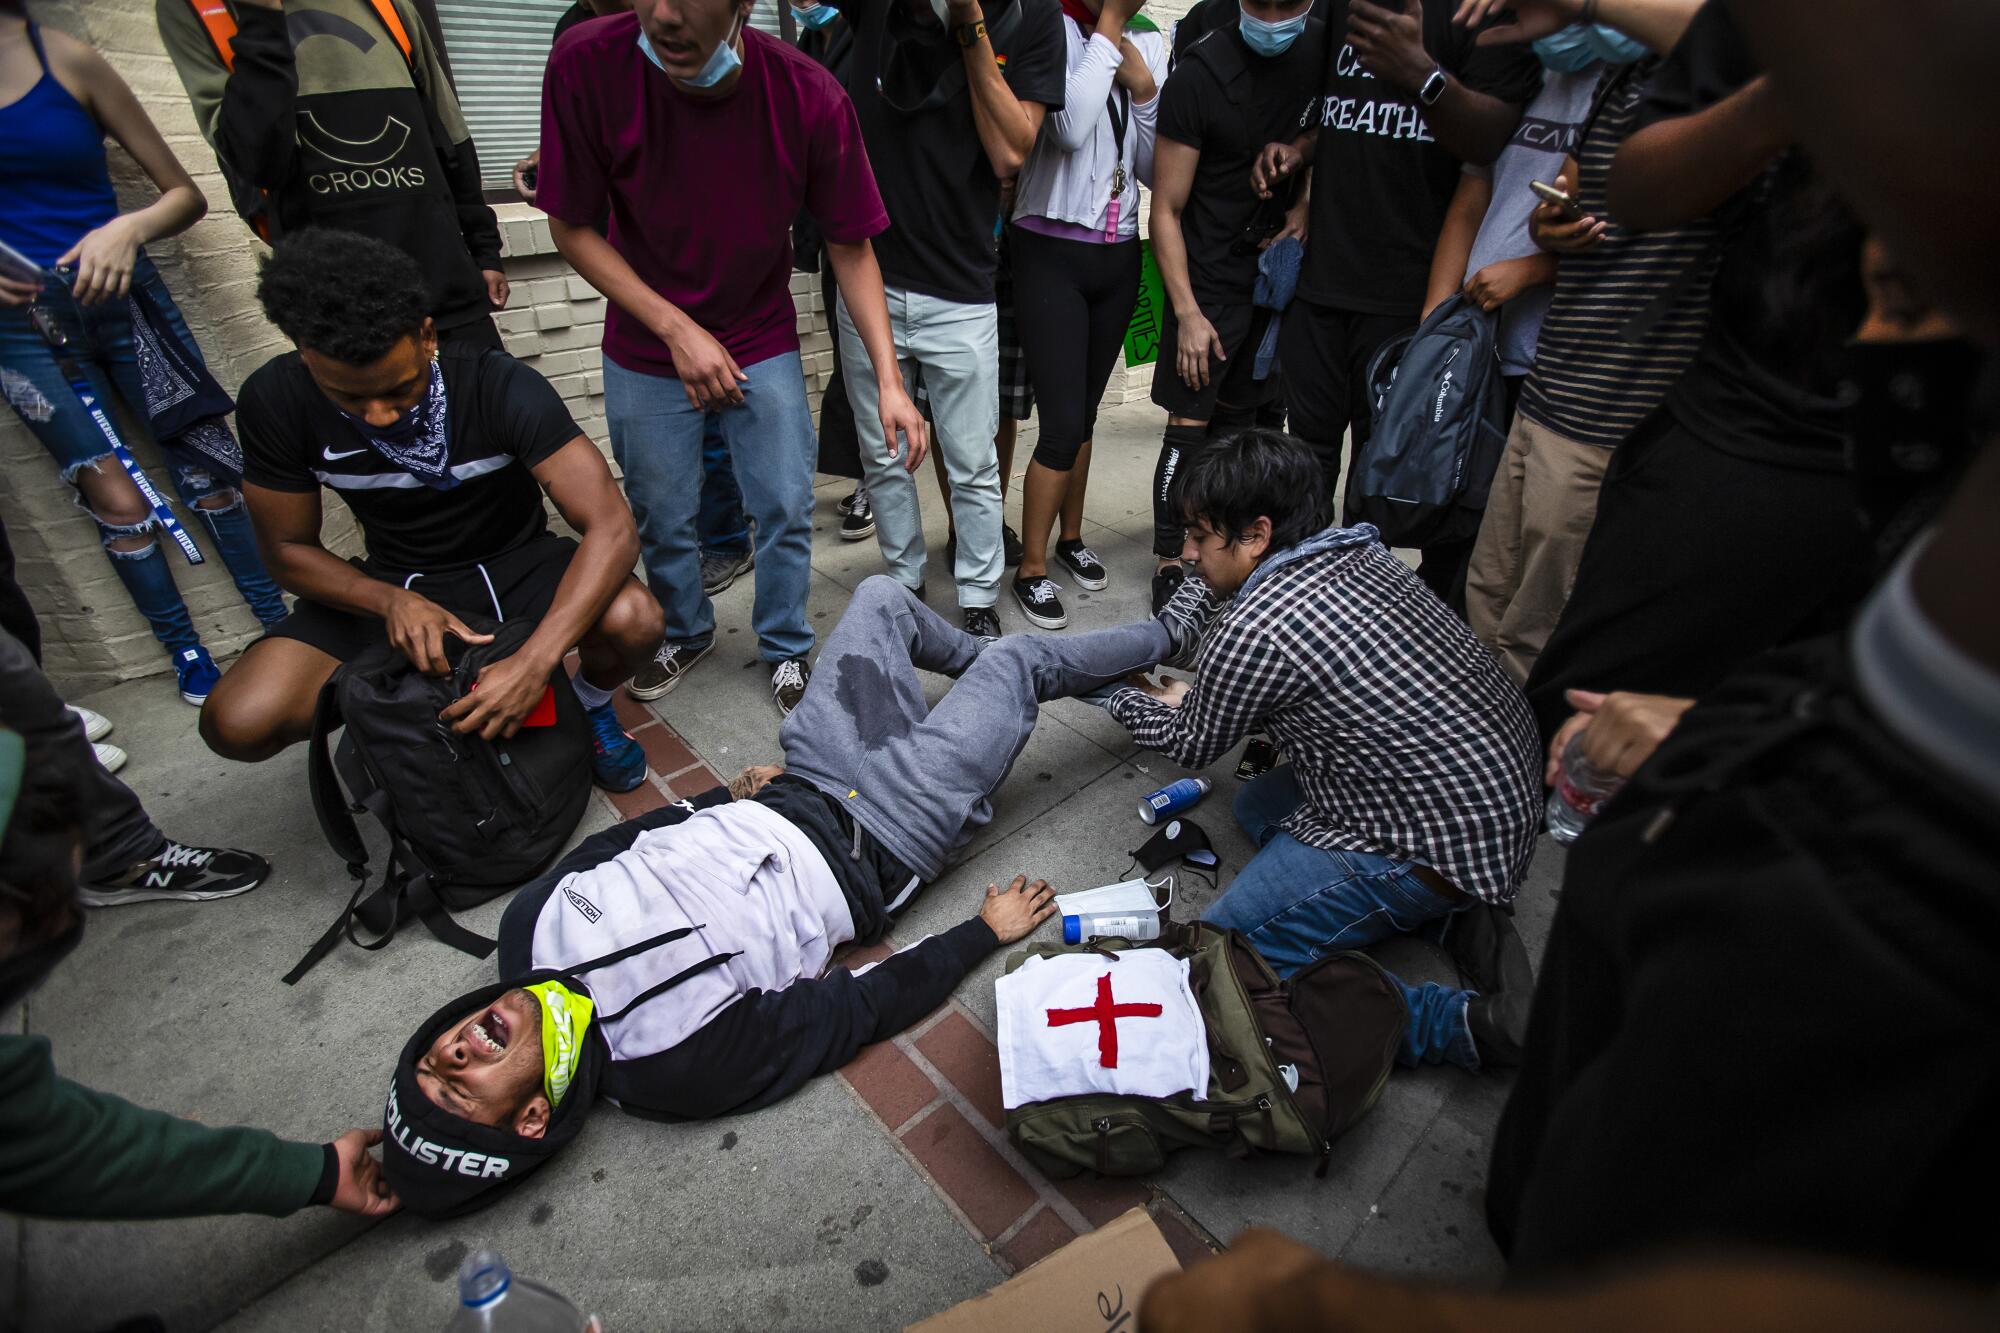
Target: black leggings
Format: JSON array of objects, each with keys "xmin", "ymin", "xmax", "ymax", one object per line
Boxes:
[{"xmin": 1008, "ymin": 223, "xmax": 1143, "ymax": 470}]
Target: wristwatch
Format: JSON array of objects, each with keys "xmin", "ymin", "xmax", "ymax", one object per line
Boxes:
[
  {"xmin": 954, "ymin": 18, "xmax": 986, "ymax": 47},
  {"xmin": 1418, "ymin": 66, "xmax": 1448, "ymax": 107}
]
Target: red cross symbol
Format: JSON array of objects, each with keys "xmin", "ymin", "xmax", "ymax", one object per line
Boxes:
[{"xmin": 1046, "ymin": 972, "xmax": 1163, "ymax": 1069}]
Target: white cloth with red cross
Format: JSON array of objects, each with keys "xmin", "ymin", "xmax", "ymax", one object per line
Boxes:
[{"xmin": 996, "ymin": 951, "xmax": 1210, "ymax": 1110}]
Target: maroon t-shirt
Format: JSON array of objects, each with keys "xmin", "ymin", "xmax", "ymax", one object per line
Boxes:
[{"xmin": 538, "ymin": 18, "xmax": 888, "ymax": 378}]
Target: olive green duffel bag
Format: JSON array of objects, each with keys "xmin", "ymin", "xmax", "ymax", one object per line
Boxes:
[{"xmin": 1003, "ymin": 922, "xmax": 1406, "ymax": 1179}]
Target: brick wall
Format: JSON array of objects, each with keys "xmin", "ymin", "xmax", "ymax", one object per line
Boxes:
[{"xmin": 11, "ymin": 0, "xmax": 1195, "ymax": 692}]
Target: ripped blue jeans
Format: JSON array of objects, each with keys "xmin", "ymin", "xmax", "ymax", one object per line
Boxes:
[{"xmin": 0, "ymin": 254, "xmax": 286, "ymax": 655}]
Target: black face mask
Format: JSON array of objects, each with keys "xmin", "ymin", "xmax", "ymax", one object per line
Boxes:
[
  {"xmin": 0, "ymin": 914, "xmax": 82, "ymax": 1016},
  {"xmin": 1840, "ymin": 337, "xmax": 1988, "ymax": 542},
  {"xmin": 1129, "ymin": 818, "xmax": 1219, "ymax": 876}
]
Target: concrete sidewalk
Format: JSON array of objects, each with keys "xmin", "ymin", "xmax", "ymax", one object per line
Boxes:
[{"xmin": 11, "ymin": 397, "xmax": 1563, "ymax": 1331}]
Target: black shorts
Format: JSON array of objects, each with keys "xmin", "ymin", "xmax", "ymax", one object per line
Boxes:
[
  {"xmin": 261, "ymin": 532, "xmax": 579, "ymax": 662},
  {"xmin": 1149, "ymin": 300, "xmax": 1279, "ymax": 421}
]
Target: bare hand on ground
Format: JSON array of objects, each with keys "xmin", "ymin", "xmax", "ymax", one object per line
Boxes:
[{"xmin": 979, "ymin": 875, "xmax": 1058, "ymax": 944}]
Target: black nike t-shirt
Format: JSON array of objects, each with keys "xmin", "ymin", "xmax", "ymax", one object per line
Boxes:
[
  {"xmin": 836, "ymin": 0, "xmax": 1067, "ymax": 303},
  {"xmin": 1157, "ymin": 22, "xmax": 1324, "ymax": 308},
  {"xmin": 1299, "ymin": 0, "xmax": 1541, "ymax": 314},
  {"xmin": 239, "ymin": 346, "xmax": 580, "ymax": 575}
]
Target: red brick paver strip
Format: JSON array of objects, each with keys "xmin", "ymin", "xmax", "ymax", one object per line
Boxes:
[
  {"xmin": 613, "ymin": 688, "xmax": 655, "ymax": 732},
  {"xmin": 667, "ymin": 766, "xmax": 727, "ymax": 800},
  {"xmin": 996, "ymin": 1206, "xmax": 1079, "ymax": 1274},
  {"xmin": 1151, "ymin": 1207, "xmax": 1219, "ymax": 1268},
  {"xmin": 900, "ymin": 1103, "xmax": 1040, "ymax": 1240},
  {"xmin": 915, "ymin": 1010, "xmax": 1007, "ymax": 1130},
  {"xmin": 1056, "ymin": 1172, "xmax": 1154, "ymax": 1228},
  {"xmin": 841, "ymin": 1039, "xmax": 939, "ymax": 1133},
  {"xmin": 604, "ymin": 777, "xmax": 669, "ymax": 820},
  {"xmin": 634, "ymin": 724, "xmax": 701, "ymax": 779}
]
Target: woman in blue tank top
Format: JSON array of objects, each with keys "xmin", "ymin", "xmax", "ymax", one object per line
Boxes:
[{"xmin": 0, "ymin": 1, "xmax": 286, "ymax": 707}]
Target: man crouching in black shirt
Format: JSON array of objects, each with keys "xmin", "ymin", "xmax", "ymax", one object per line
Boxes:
[{"xmin": 199, "ymin": 230, "xmax": 662, "ymax": 795}]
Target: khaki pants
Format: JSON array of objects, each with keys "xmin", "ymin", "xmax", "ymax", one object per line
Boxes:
[{"xmin": 1466, "ymin": 414, "xmax": 1610, "ymax": 686}]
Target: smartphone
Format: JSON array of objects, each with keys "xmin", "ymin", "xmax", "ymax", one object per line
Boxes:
[
  {"xmin": 1529, "ymin": 179, "xmax": 1586, "ymax": 221},
  {"xmin": 0, "ymin": 236, "xmax": 41, "ymax": 285}
]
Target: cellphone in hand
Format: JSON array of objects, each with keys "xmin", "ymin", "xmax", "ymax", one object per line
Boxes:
[{"xmin": 1529, "ymin": 179, "xmax": 1586, "ymax": 221}]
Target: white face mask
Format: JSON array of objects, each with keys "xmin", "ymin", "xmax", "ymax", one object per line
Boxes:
[{"xmin": 635, "ymin": 12, "xmax": 745, "ymax": 89}]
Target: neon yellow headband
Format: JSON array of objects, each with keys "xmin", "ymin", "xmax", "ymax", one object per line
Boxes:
[{"xmin": 525, "ymin": 980, "xmax": 595, "ymax": 1108}]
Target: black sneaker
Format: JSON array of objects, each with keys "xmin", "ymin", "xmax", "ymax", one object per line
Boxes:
[
  {"xmin": 837, "ymin": 489, "xmax": 864, "ymax": 516},
  {"xmin": 840, "ymin": 487, "xmax": 875, "ymax": 541},
  {"xmin": 1151, "ymin": 563, "xmax": 1187, "ymax": 616},
  {"xmin": 1010, "ymin": 575, "xmax": 1068, "ymax": 629},
  {"xmin": 1003, "ymin": 524, "xmax": 1024, "ymax": 568},
  {"xmin": 700, "ymin": 547, "xmax": 754, "ymax": 595},
  {"xmin": 963, "ymin": 605, "xmax": 1002, "ymax": 642},
  {"xmin": 629, "ymin": 640, "xmax": 711, "ymax": 701},
  {"xmin": 1054, "ymin": 539, "xmax": 1107, "ymax": 590},
  {"xmin": 79, "ymin": 842, "xmax": 269, "ymax": 907},
  {"xmin": 771, "ymin": 656, "xmax": 811, "ymax": 716},
  {"xmin": 1451, "ymin": 905, "xmax": 1534, "ymax": 1070}
]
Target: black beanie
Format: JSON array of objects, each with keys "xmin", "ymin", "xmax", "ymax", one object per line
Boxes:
[{"xmin": 383, "ymin": 977, "xmax": 606, "ymax": 1219}]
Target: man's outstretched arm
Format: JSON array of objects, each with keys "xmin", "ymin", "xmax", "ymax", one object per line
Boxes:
[{"xmin": 608, "ymin": 878, "xmax": 1055, "ymax": 1119}]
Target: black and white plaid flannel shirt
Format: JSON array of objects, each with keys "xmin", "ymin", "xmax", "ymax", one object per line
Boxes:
[{"xmin": 1108, "ymin": 537, "xmax": 1542, "ymax": 903}]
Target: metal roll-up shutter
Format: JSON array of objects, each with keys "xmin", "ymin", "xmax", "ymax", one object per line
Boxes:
[
  {"xmin": 433, "ymin": 0, "xmax": 573, "ymax": 189},
  {"xmin": 435, "ymin": 1, "xmax": 797, "ymax": 190}
]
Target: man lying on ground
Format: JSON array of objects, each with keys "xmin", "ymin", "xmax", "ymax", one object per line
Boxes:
[
  {"xmin": 198, "ymin": 228, "xmax": 663, "ymax": 793},
  {"xmin": 1105, "ymin": 428, "xmax": 1543, "ymax": 1071},
  {"xmin": 382, "ymin": 574, "xmax": 1190, "ymax": 1216}
]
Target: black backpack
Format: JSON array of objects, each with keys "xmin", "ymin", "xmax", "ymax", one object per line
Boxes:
[
  {"xmin": 284, "ymin": 616, "xmax": 592, "ymax": 984},
  {"xmin": 1354, "ymin": 294, "xmax": 1512, "ymax": 549}
]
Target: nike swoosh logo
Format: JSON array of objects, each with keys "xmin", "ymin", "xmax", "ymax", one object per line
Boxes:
[{"xmin": 322, "ymin": 447, "xmax": 368, "ymax": 461}]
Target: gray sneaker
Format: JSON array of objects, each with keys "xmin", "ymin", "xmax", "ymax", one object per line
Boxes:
[
  {"xmin": 629, "ymin": 640, "xmax": 711, "ymax": 701},
  {"xmin": 701, "ymin": 548, "xmax": 754, "ymax": 595}
]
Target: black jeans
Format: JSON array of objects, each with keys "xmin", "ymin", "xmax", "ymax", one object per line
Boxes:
[
  {"xmin": 1488, "ymin": 640, "xmax": 2000, "ymax": 1285},
  {"xmin": 1008, "ymin": 224, "xmax": 1142, "ymax": 470},
  {"xmin": 0, "ymin": 623, "xmax": 165, "ymax": 880},
  {"xmin": 1523, "ymin": 406, "xmax": 1869, "ymax": 744},
  {"xmin": 1277, "ymin": 298, "xmax": 1411, "ymax": 512}
]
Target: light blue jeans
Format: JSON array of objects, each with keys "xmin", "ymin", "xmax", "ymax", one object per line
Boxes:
[
  {"xmin": 835, "ymin": 286, "xmax": 1002, "ymax": 608},
  {"xmin": 1202, "ymin": 765, "xmax": 1480, "ymax": 1071},
  {"xmin": 604, "ymin": 351, "xmax": 816, "ymax": 662}
]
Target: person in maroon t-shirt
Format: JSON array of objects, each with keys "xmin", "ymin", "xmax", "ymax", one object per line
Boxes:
[{"xmin": 539, "ymin": 1, "xmax": 923, "ymax": 717}]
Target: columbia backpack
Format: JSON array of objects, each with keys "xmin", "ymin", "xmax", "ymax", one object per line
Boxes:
[
  {"xmin": 1353, "ymin": 293, "xmax": 1512, "ymax": 549},
  {"xmin": 1003, "ymin": 922, "xmax": 1405, "ymax": 1178},
  {"xmin": 284, "ymin": 615, "xmax": 592, "ymax": 984}
]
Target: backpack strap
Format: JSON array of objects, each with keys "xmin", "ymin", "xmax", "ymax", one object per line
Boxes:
[
  {"xmin": 367, "ymin": 0, "xmax": 415, "ymax": 63},
  {"xmin": 186, "ymin": 0, "xmax": 239, "ymax": 70},
  {"xmin": 305, "ymin": 671, "xmax": 370, "ymax": 875}
]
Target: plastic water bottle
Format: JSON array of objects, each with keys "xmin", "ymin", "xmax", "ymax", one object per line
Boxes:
[
  {"xmin": 443, "ymin": 1250, "xmax": 595, "ymax": 1333},
  {"xmin": 1062, "ymin": 911, "xmax": 1163, "ymax": 943},
  {"xmin": 1139, "ymin": 776, "xmax": 1211, "ymax": 825},
  {"xmin": 1545, "ymin": 732, "xmax": 1622, "ymax": 845}
]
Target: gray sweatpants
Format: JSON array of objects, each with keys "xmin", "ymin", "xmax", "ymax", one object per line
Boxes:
[{"xmin": 780, "ymin": 576, "xmax": 1170, "ymax": 880}]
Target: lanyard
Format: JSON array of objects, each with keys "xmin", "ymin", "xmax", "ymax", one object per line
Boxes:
[{"xmin": 1105, "ymin": 86, "xmax": 1131, "ymax": 240}]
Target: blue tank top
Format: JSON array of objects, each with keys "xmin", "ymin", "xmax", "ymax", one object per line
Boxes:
[{"xmin": 0, "ymin": 25, "xmax": 119, "ymax": 269}]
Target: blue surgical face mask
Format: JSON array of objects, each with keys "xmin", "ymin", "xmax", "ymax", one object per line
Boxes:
[
  {"xmin": 636, "ymin": 14, "xmax": 744, "ymax": 89},
  {"xmin": 791, "ymin": 2, "xmax": 839, "ymax": 28},
  {"xmin": 1532, "ymin": 22, "xmax": 1647, "ymax": 71},
  {"xmin": 1237, "ymin": 2, "xmax": 1308, "ymax": 56}
]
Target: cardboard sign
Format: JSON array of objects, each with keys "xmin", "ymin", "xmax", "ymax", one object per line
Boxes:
[
  {"xmin": 1122, "ymin": 241, "xmax": 1166, "ymax": 369},
  {"xmin": 906, "ymin": 1208, "xmax": 1181, "ymax": 1333}
]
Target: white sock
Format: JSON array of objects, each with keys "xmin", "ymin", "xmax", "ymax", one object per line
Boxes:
[{"xmin": 571, "ymin": 674, "xmax": 615, "ymax": 710}]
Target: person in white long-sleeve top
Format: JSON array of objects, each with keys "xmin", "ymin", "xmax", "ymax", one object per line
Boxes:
[{"xmin": 1004, "ymin": 0, "xmax": 1168, "ymax": 631}]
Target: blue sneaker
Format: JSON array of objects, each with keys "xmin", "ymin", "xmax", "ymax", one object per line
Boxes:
[
  {"xmin": 175, "ymin": 646, "xmax": 220, "ymax": 706},
  {"xmin": 584, "ymin": 700, "xmax": 648, "ymax": 793}
]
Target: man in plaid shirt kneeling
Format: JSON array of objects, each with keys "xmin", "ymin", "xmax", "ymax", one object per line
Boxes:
[{"xmin": 1104, "ymin": 429, "xmax": 1542, "ymax": 1073}]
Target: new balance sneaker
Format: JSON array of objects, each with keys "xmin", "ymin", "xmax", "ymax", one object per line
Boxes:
[
  {"xmin": 629, "ymin": 640, "xmax": 711, "ymax": 701},
  {"xmin": 840, "ymin": 487, "xmax": 875, "ymax": 541},
  {"xmin": 1002, "ymin": 524, "xmax": 1024, "ymax": 568},
  {"xmin": 700, "ymin": 547, "xmax": 754, "ymax": 596},
  {"xmin": 79, "ymin": 842, "xmax": 269, "ymax": 907},
  {"xmin": 174, "ymin": 645, "xmax": 219, "ymax": 706},
  {"xmin": 1054, "ymin": 539, "xmax": 1108, "ymax": 590},
  {"xmin": 963, "ymin": 605, "xmax": 1002, "ymax": 642},
  {"xmin": 1151, "ymin": 562, "xmax": 1187, "ymax": 617},
  {"xmin": 68, "ymin": 704, "xmax": 112, "ymax": 742},
  {"xmin": 1010, "ymin": 575, "xmax": 1068, "ymax": 630},
  {"xmin": 771, "ymin": 657, "xmax": 811, "ymax": 716},
  {"xmin": 584, "ymin": 700, "xmax": 648, "ymax": 792},
  {"xmin": 93, "ymin": 742, "xmax": 129, "ymax": 774}
]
